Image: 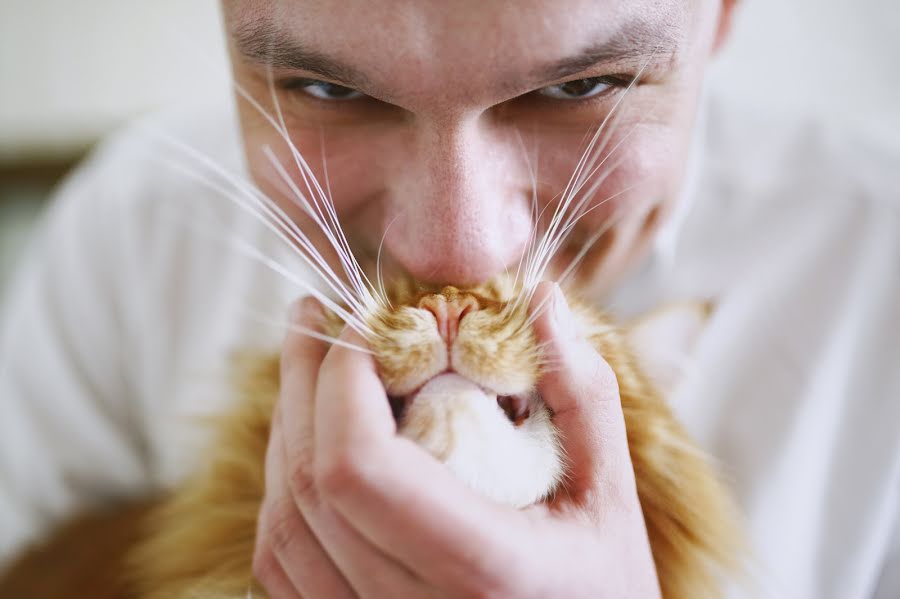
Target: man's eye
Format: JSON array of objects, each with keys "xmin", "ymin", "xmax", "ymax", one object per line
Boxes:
[
  {"xmin": 537, "ymin": 77, "xmax": 615, "ymax": 100},
  {"xmin": 283, "ymin": 79, "xmax": 366, "ymax": 101}
]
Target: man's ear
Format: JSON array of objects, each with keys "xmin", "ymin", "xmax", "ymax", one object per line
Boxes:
[
  {"xmin": 625, "ymin": 301, "xmax": 713, "ymax": 395},
  {"xmin": 712, "ymin": 0, "xmax": 738, "ymax": 54}
]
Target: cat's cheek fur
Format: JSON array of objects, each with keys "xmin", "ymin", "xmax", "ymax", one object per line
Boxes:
[
  {"xmin": 399, "ymin": 374, "xmax": 564, "ymax": 508},
  {"xmin": 452, "ymin": 313, "xmax": 541, "ymax": 396},
  {"xmin": 370, "ymin": 309, "xmax": 448, "ymax": 395}
]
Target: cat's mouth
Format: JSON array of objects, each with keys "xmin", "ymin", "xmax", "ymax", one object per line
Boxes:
[{"xmin": 388, "ymin": 372, "xmax": 532, "ymax": 426}]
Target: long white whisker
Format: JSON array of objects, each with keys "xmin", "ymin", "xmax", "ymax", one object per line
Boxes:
[
  {"xmin": 529, "ymin": 154, "xmax": 632, "ymax": 282},
  {"xmin": 259, "ymin": 147, "xmax": 371, "ymax": 315},
  {"xmin": 226, "ymin": 237, "xmax": 373, "ymax": 335},
  {"xmin": 163, "ymin": 209, "xmax": 374, "ymax": 335},
  {"xmin": 262, "ymin": 73, "xmax": 378, "ymax": 309},
  {"xmin": 522, "ymin": 188, "xmax": 643, "ymax": 313},
  {"xmin": 555, "ymin": 196, "xmax": 642, "ymax": 288},
  {"xmin": 513, "ymin": 285, "xmax": 557, "ymax": 335},
  {"xmin": 523, "ymin": 57, "xmax": 656, "ymax": 292},
  {"xmin": 528, "ymin": 168, "xmax": 620, "ymax": 285},
  {"xmin": 506, "ymin": 128, "xmax": 543, "ymax": 318},
  {"xmin": 527, "ymin": 121, "xmax": 625, "ymax": 288},
  {"xmin": 241, "ymin": 310, "xmax": 374, "ymax": 354},
  {"xmin": 560, "ymin": 116, "xmax": 649, "ymax": 231},
  {"xmin": 145, "ymin": 130, "xmax": 371, "ymax": 322},
  {"xmin": 377, "ymin": 212, "xmax": 404, "ymax": 309}
]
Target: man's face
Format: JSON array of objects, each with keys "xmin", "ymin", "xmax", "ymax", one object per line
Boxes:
[{"xmin": 223, "ymin": 0, "xmax": 729, "ymax": 291}]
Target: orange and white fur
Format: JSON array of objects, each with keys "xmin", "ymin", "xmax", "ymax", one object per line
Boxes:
[{"xmin": 126, "ymin": 277, "xmax": 743, "ymax": 599}]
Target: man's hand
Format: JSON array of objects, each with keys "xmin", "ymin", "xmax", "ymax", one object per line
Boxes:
[{"xmin": 252, "ymin": 281, "xmax": 661, "ymax": 598}]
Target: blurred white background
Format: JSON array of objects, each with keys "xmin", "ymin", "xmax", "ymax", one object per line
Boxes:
[{"xmin": 1, "ymin": 0, "xmax": 899, "ymax": 292}]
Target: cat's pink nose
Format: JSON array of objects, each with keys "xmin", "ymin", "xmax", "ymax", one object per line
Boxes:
[{"xmin": 419, "ymin": 293, "xmax": 479, "ymax": 346}]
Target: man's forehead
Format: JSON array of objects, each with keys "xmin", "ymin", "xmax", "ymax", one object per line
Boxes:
[{"xmin": 224, "ymin": 0, "xmax": 688, "ymax": 108}]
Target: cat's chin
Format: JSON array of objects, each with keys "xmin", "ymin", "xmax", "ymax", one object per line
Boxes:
[{"xmin": 398, "ymin": 373, "xmax": 564, "ymax": 508}]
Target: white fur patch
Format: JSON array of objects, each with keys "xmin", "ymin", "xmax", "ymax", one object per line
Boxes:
[{"xmin": 400, "ymin": 374, "xmax": 563, "ymax": 508}]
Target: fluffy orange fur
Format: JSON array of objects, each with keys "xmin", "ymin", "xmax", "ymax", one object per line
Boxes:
[{"xmin": 125, "ymin": 282, "xmax": 743, "ymax": 599}]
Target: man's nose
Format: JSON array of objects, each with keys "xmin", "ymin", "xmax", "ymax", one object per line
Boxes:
[{"xmin": 384, "ymin": 119, "xmax": 533, "ymax": 285}]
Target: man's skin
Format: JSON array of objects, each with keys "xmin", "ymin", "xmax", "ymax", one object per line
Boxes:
[{"xmin": 220, "ymin": 0, "xmax": 736, "ymax": 595}]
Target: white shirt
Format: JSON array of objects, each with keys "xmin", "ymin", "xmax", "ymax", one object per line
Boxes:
[{"xmin": 1, "ymin": 96, "xmax": 898, "ymax": 598}]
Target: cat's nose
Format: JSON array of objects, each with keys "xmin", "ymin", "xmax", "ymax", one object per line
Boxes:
[{"xmin": 418, "ymin": 294, "xmax": 480, "ymax": 346}]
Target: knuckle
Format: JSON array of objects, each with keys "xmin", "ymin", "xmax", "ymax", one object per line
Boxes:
[
  {"xmin": 315, "ymin": 449, "xmax": 367, "ymax": 500},
  {"xmin": 286, "ymin": 448, "xmax": 318, "ymax": 501},
  {"xmin": 457, "ymin": 573, "xmax": 513, "ymax": 599},
  {"xmin": 251, "ymin": 544, "xmax": 281, "ymax": 589},
  {"xmin": 260, "ymin": 496, "xmax": 303, "ymax": 557},
  {"xmin": 449, "ymin": 543, "xmax": 522, "ymax": 599}
]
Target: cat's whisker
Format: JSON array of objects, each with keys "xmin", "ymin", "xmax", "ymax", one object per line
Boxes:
[
  {"xmin": 554, "ymin": 186, "xmax": 651, "ymax": 287},
  {"xmin": 252, "ymin": 148, "xmax": 373, "ymax": 315},
  {"xmin": 263, "ymin": 76, "xmax": 378, "ymax": 310},
  {"xmin": 144, "ymin": 135, "xmax": 372, "ymax": 329},
  {"xmin": 285, "ymin": 151, "xmax": 367, "ymax": 294},
  {"xmin": 528, "ymin": 104, "xmax": 626, "ymax": 283},
  {"xmin": 525, "ymin": 123, "xmax": 628, "ymax": 289},
  {"xmin": 556, "ymin": 114, "xmax": 652, "ymax": 241},
  {"xmin": 260, "ymin": 146, "xmax": 373, "ymax": 315},
  {"xmin": 317, "ymin": 129, "xmax": 385, "ymax": 307},
  {"xmin": 377, "ymin": 211, "xmax": 405, "ymax": 310},
  {"xmin": 506, "ymin": 128, "xmax": 543, "ymax": 319},
  {"xmin": 230, "ymin": 72, "xmax": 378, "ymax": 314},
  {"xmin": 146, "ymin": 80, "xmax": 369, "ymax": 317},
  {"xmin": 525, "ymin": 114, "xmax": 651, "ymax": 296},
  {"xmin": 522, "ymin": 57, "xmax": 653, "ymax": 292},
  {"xmin": 512, "ymin": 286, "xmax": 558, "ymax": 335},
  {"xmin": 226, "ymin": 238, "xmax": 374, "ymax": 336},
  {"xmin": 541, "ymin": 169, "xmax": 637, "ymax": 274},
  {"xmin": 526, "ymin": 157, "xmax": 627, "ymax": 288},
  {"xmin": 241, "ymin": 310, "xmax": 375, "ymax": 354},
  {"xmin": 150, "ymin": 132, "xmax": 367, "ymax": 318},
  {"xmin": 158, "ymin": 206, "xmax": 373, "ymax": 336}
]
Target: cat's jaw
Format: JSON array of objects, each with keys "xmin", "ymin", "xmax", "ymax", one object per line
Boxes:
[{"xmin": 398, "ymin": 373, "xmax": 564, "ymax": 508}]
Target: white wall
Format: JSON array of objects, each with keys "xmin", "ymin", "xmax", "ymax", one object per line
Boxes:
[
  {"xmin": 1, "ymin": 0, "xmax": 898, "ymax": 161},
  {"xmin": 0, "ymin": 0, "xmax": 228, "ymax": 162},
  {"xmin": 709, "ymin": 0, "xmax": 900, "ymax": 148}
]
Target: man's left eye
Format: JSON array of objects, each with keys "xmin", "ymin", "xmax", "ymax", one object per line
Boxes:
[
  {"xmin": 284, "ymin": 79, "xmax": 366, "ymax": 101},
  {"xmin": 537, "ymin": 77, "xmax": 614, "ymax": 100}
]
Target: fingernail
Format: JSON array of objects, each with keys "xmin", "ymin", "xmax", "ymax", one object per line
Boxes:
[
  {"xmin": 289, "ymin": 296, "xmax": 320, "ymax": 325},
  {"xmin": 551, "ymin": 284, "xmax": 575, "ymax": 339}
]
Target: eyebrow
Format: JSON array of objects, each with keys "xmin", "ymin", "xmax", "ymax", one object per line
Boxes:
[
  {"xmin": 531, "ymin": 20, "xmax": 682, "ymax": 83},
  {"xmin": 233, "ymin": 21, "xmax": 371, "ymax": 89}
]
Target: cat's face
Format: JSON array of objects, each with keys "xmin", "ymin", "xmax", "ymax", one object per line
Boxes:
[{"xmin": 354, "ymin": 279, "xmax": 566, "ymax": 508}]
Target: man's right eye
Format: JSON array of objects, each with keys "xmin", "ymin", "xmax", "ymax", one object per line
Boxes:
[{"xmin": 281, "ymin": 78, "xmax": 366, "ymax": 101}]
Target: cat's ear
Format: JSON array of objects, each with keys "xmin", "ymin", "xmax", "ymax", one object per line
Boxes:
[{"xmin": 625, "ymin": 301, "xmax": 713, "ymax": 394}]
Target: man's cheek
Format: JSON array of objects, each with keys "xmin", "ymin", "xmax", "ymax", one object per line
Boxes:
[
  {"xmin": 537, "ymin": 123, "xmax": 682, "ymax": 217},
  {"xmin": 242, "ymin": 126, "xmax": 389, "ymax": 223}
]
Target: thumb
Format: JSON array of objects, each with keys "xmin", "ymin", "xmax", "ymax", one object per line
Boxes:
[{"xmin": 529, "ymin": 282, "xmax": 637, "ymax": 508}]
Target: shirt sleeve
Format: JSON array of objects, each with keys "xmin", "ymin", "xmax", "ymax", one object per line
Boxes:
[
  {"xmin": 873, "ymin": 496, "xmax": 900, "ymax": 598},
  {"xmin": 0, "ymin": 143, "xmax": 153, "ymax": 567}
]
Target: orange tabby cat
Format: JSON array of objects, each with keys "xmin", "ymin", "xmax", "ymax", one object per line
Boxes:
[{"xmin": 125, "ymin": 278, "xmax": 743, "ymax": 599}]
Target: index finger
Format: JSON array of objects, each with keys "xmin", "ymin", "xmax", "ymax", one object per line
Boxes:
[
  {"xmin": 279, "ymin": 297, "xmax": 330, "ymax": 495},
  {"xmin": 529, "ymin": 281, "xmax": 636, "ymax": 509}
]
